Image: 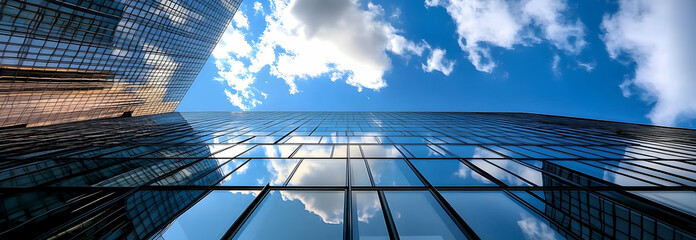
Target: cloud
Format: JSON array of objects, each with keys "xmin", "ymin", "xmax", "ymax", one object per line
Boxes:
[
  {"xmin": 233, "ymin": 11, "xmax": 249, "ymax": 29},
  {"xmin": 254, "ymin": 1, "xmax": 263, "ymax": 14},
  {"xmin": 422, "ymin": 48, "xmax": 456, "ymax": 75},
  {"xmin": 551, "ymin": 54, "xmax": 560, "ymax": 75},
  {"xmin": 211, "ymin": 0, "xmax": 435, "ymax": 110},
  {"xmin": 426, "ymin": 0, "xmax": 585, "ymax": 73},
  {"xmin": 601, "ymin": 0, "xmax": 696, "ymax": 126},
  {"xmin": 576, "ymin": 60, "xmax": 594, "ymax": 72}
]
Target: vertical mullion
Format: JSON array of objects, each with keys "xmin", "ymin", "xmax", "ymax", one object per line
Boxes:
[
  {"xmin": 221, "ymin": 184, "xmax": 271, "ymax": 240},
  {"xmin": 378, "ymin": 190, "xmax": 400, "ymax": 240}
]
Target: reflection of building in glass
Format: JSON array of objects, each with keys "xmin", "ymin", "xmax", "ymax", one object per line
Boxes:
[
  {"xmin": 0, "ymin": 0, "xmax": 241, "ymax": 127},
  {"xmin": 0, "ymin": 112, "xmax": 695, "ymax": 239}
]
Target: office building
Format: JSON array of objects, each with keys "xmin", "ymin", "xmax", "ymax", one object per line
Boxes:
[
  {"xmin": 0, "ymin": 112, "xmax": 694, "ymax": 239},
  {"xmin": 0, "ymin": 0, "xmax": 241, "ymax": 127}
]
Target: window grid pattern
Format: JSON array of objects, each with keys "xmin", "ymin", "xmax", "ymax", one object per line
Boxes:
[
  {"xmin": 0, "ymin": 0, "xmax": 241, "ymax": 128},
  {"xmin": 0, "ymin": 112, "xmax": 694, "ymax": 239}
]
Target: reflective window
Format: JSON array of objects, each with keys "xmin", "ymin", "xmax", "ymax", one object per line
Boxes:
[
  {"xmin": 237, "ymin": 145, "xmax": 298, "ymax": 158},
  {"xmin": 332, "ymin": 145, "xmax": 348, "ymax": 158},
  {"xmin": 629, "ymin": 191, "xmax": 696, "ymax": 217},
  {"xmin": 439, "ymin": 145, "xmax": 502, "ymax": 158},
  {"xmin": 468, "ymin": 159, "xmax": 531, "ymax": 186},
  {"xmin": 367, "ymin": 160, "xmax": 422, "ymax": 186},
  {"xmin": 285, "ymin": 136, "xmax": 322, "ymax": 144},
  {"xmin": 351, "ymin": 159, "xmax": 372, "ymax": 186},
  {"xmin": 441, "ymin": 191, "xmax": 567, "ymax": 240},
  {"xmin": 288, "ymin": 159, "xmax": 346, "ymax": 186},
  {"xmin": 350, "ymin": 145, "xmax": 363, "ymax": 158},
  {"xmin": 233, "ymin": 191, "xmax": 344, "ymax": 240},
  {"xmin": 352, "ymin": 191, "xmax": 389, "ymax": 240},
  {"xmin": 361, "ymin": 145, "xmax": 404, "ymax": 158},
  {"xmin": 320, "ymin": 136, "xmax": 348, "ymax": 144},
  {"xmin": 401, "ymin": 145, "xmax": 447, "ymax": 158},
  {"xmin": 349, "ymin": 137, "xmax": 378, "ymax": 143},
  {"xmin": 293, "ymin": 145, "xmax": 333, "ymax": 158},
  {"xmin": 384, "ymin": 191, "xmax": 466, "ymax": 240},
  {"xmin": 218, "ymin": 159, "xmax": 300, "ymax": 186},
  {"xmin": 161, "ymin": 191, "xmax": 259, "ymax": 240},
  {"xmin": 211, "ymin": 144, "xmax": 253, "ymax": 158},
  {"xmin": 411, "ymin": 160, "xmax": 496, "ymax": 186}
]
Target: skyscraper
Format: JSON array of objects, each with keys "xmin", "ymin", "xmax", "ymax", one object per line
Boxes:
[
  {"xmin": 0, "ymin": 112, "xmax": 694, "ymax": 239},
  {"xmin": 0, "ymin": 0, "xmax": 241, "ymax": 128}
]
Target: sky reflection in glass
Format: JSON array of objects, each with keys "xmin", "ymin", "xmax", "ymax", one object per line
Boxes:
[
  {"xmin": 161, "ymin": 190, "xmax": 258, "ymax": 240},
  {"xmin": 352, "ymin": 191, "xmax": 389, "ymax": 240},
  {"xmin": 288, "ymin": 159, "xmax": 346, "ymax": 186},
  {"xmin": 411, "ymin": 160, "xmax": 496, "ymax": 186},
  {"xmin": 233, "ymin": 191, "xmax": 344, "ymax": 240},
  {"xmin": 384, "ymin": 191, "xmax": 466, "ymax": 240},
  {"xmin": 367, "ymin": 159, "xmax": 422, "ymax": 186},
  {"xmin": 441, "ymin": 191, "xmax": 567, "ymax": 240},
  {"xmin": 218, "ymin": 159, "xmax": 299, "ymax": 186}
]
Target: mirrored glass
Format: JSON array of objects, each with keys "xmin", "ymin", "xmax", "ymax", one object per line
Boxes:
[
  {"xmin": 351, "ymin": 159, "xmax": 372, "ymax": 186},
  {"xmin": 402, "ymin": 145, "xmax": 446, "ymax": 158},
  {"xmin": 367, "ymin": 160, "xmax": 422, "ymax": 186},
  {"xmin": 361, "ymin": 145, "xmax": 404, "ymax": 158},
  {"xmin": 629, "ymin": 191, "xmax": 696, "ymax": 217},
  {"xmin": 384, "ymin": 191, "xmax": 466, "ymax": 240},
  {"xmin": 411, "ymin": 160, "xmax": 496, "ymax": 186},
  {"xmin": 160, "ymin": 191, "xmax": 259, "ymax": 240},
  {"xmin": 441, "ymin": 191, "xmax": 567, "ymax": 240},
  {"xmin": 233, "ymin": 191, "xmax": 344, "ymax": 240},
  {"xmin": 237, "ymin": 145, "xmax": 298, "ymax": 158},
  {"xmin": 439, "ymin": 145, "xmax": 503, "ymax": 158},
  {"xmin": 288, "ymin": 159, "xmax": 346, "ymax": 186},
  {"xmin": 218, "ymin": 159, "xmax": 300, "ymax": 186},
  {"xmin": 468, "ymin": 159, "xmax": 531, "ymax": 186},
  {"xmin": 293, "ymin": 145, "xmax": 333, "ymax": 158},
  {"xmin": 285, "ymin": 136, "xmax": 322, "ymax": 144},
  {"xmin": 352, "ymin": 191, "xmax": 389, "ymax": 240}
]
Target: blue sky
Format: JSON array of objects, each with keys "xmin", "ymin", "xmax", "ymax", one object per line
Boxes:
[{"xmin": 177, "ymin": 0, "xmax": 696, "ymax": 129}]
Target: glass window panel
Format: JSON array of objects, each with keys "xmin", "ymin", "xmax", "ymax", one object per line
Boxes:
[
  {"xmin": 288, "ymin": 159, "xmax": 346, "ymax": 186},
  {"xmin": 387, "ymin": 136, "xmax": 430, "ymax": 144},
  {"xmin": 293, "ymin": 145, "xmax": 333, "ymax": 158},
  {"xmin": 441, "ymin": 191, "xmax": 567, "ymax": 240},
  {"xmin": 352, "ymin": 191, "xmax": 389, "ymax": 240},
  {"xmin": 191, "ymin": 159, "xmax": 249, "ymax": 186},
  {"xmin": 411, "ymin": 160, "xmax": 496, "ymax": 186},
  {"xmin": 629, "ymin": 191, "xmax": 696, "ymax": 217},
  {"xmin": 332, "ymin": 145, "xmax": 347, "ymax": 158},
  {"xmin": 349, "ymin": 137, "xmax": 378, "ymax": 143},
  {"xmin": 233, "ymin": 191, "xmax": 344, "ymax": 240},
  {"xmin": 521, "ymin": 146, "xmax": 577, "ymax": 158},
  {"xmin": 402, "ymin": 145, "xmax": 445, "ymax": 158},
  {"xmin": 384, "ymin": 191, "xmax": 466, "ymax": 240},
  {"xmin": 285, "ymin": 136, "xmax": 322, "ymax": 144},
  {"xmin": 237, "ymin": 145, "xmax": 298, "ymax": 158},
  {"xmin": 246, "ymin": 136, "xmax": 283, "ymax": 144},
  {"xmin": 211, "ymin": 144, "xmax": 253, "ymax": 158},
  {"xmin": 350, "ymin": 145, "xmax": 363, "ymax": 158},
  {"xmin": 218, "ymin": 159, "xmax": 300, "ymax": 186},
  {"xmin": 468, "ymin": 159, "xmax": 531, "ymax": 186},
  {"xmin": 549, "ymin": 160, "xmax": 655, "ymax": 186},
  {"xmin": 360, "ymin": 145, "xmax": 404, "ymax": 158},
  {"xmin": 160, "ymin": 190, "xmax": 259, "ymax": 240},
  {"xmin": 367, "ymin": 160, "xmax": 422, "ymax": 186},
  {"xmin": 501, "ymin": 146, "xmax": 550, "ymax": 158},
  {"xmin": 580, "ymin": 160, "xmax": 678, "ymax": 186},
  {"xmin": 321, "ymin": 136, "xmax": 349, "ymax": 144},
  {"xmin": 351, "ymin": 159, "xmax": 372, "ymax": 186},
  {"xmin": 487, "ymin": 160, "xmax": 544, "ymax": 186},
  {"xmin": 439, "ymin": 145, "xmax": 503, "ymax": 158}
]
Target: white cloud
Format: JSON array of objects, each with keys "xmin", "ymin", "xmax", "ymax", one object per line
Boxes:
[
  {"xmin": 233, "ymin": 11, "xmax": 249, "ymax": 29},
  {"xmin": 576, "ymin": 61, "xmax": 594, "ymax": 72},
  {"xmin": 254, "ymin": 0, "xmax": 428, "ymax": 93},
  {"xmin": 426, "ymin": 0, "xmax": 585, "ymax": 73},
  {"xmin": 422, "ymin": 48, "xmax": 455, "ymax": 75},
  {"xmin": 253, "ymin": 1, "xmax": 264, "ymax": 14},
  {"xmin": 551, "ymin": 54, "xmax": 560, "ymax": 75},
  {"xmin": 602, "ymin": 0, "xmax": 696, "ymax": 126}
]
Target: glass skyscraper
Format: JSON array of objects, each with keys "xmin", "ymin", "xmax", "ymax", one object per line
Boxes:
[
  {"xmin": 0, "ymin": 0, "xmax": 241, "ymax": 128},
  {"xmin": 0, "ymin": 112, "xmax": 694, "ymax": 239}
]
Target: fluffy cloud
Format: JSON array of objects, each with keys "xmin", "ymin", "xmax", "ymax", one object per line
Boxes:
[
  {"xmin": 601, "ymin": 0, "xmax": 696, "ymax": 126},
  {"xmin": 422, "ymin": 48, "xmax": 456, "ymax": 75},
  {"xmin": 212, "ymin": 0, "xmax": 442, "ymax": 110},
  {"xmin": 426, "ymin": 0, "xmax": 585, "ymax": 73}
]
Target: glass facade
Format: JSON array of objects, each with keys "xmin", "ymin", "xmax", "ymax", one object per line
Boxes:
[
  {"xmin": 0, "ymin": 0, "xmax": 241, "ymax": 128},
  {"xmin": 0, "ymin": 111, "xmax": 695, "ymax": 239}
]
